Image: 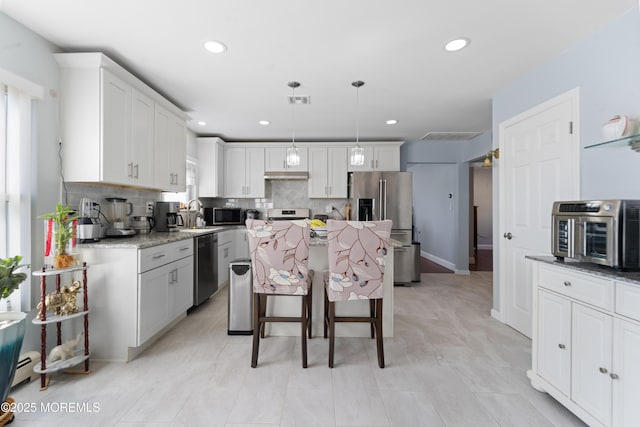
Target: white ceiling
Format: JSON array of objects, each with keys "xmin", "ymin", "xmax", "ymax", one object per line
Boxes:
[{"xmin": 1, "ymin": 0, "xmax": 637, "ymax": 142}]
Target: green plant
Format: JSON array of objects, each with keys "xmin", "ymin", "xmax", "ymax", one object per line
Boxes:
[
  {"xmin": 40, "ymin": 204, "xmax": 78, "ymax": 256},
  {"xmin": 0, "ymin": 255, "xmax": 29, "ymax": 300}
]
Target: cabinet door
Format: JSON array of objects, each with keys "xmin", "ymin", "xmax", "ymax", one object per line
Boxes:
[
  {"xmin": 101, "ymin": 69, "xmax": 130, "ymax": 185},
  {"xmin": 224, "ymin": 147, "xmax": 247, "ymax": 197},
  {"xmin": 612, "ymin": 318, "xmax": 640, "ymax": 427},
  {"xmin": 327, "ymin": 147, "xmax": 348, "ymax": 198},
  {"xmin": 537, "ymin": 290, "xmax": 571, "ymax": 396},
  {"xmin": 235, "ymin": 228, "xmax": 249, "ymax": 259},
  {"xmin": 170, "ymin": 256, "xmax": 194, "ymax": 318},
  {"xmin": 374, "ymin": 145, "xmax": 400, "ymax": 171},
  {"xmin": 198, "ymin": 138, "xmax": 224, "ymax": 197},
  {"xmin": 168, "ymin": 115, "xmax": 187, "ymax": 192},
  {"xmin": 244, "ymin": 147, "xmax": 265, "ymax": 198},
  {"xmin": 572, "ymin": 303, "xmax": 613, "ymax": 425},
  {"xmin": 153, "ymin": 104, "xmax": 173, "ymax": 191},
  {"xmin": 265, "ymin": 147, "xmax": 287, "ymax": 172},
  {"xmin": 308, "ymin": 147, "xmax": 329, "ymax": 198},
  {"xmin": 138, "ymin": 263, "xmax": 171, "ymax": 345},
  {"xmin": 130, "ymin": 88, "xmax": 154, "ymax": 187},
  {"xmin": 347, "ymin": 145, "xmax": 374, "ymax": 172},
  {"xmin": 218, "ymin": 242, "xmax": 232, "ymax": 286}
]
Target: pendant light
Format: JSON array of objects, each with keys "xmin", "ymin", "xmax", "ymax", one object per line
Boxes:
[
  {"xmin": 286, "ymin": 81, "xmax": 301, "ymax": 167},
  {"xmin": 350, "ymin": 80, "xmax": 365, "ymax": 166}
]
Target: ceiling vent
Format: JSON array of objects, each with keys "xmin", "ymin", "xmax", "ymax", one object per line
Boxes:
[
  {"xmin": 287, "ymin": 95, "xmax": 311, "ymax": 105},
  {"xmin": 420, "ymin": 131, "xmax": 482, "ymax": 141}
]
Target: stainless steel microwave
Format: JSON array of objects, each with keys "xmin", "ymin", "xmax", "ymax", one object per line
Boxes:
[
  {"xmin": 552, "ymin": 200, "xmax": 640, "ymax": 270},
  {"xmin": 204, "ymin": 207, "xmax": 243, "ymax": 225}
]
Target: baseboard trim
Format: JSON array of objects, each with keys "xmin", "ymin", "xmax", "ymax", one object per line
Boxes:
[
  {"xmin": 421, "ymin": 251, "xmax": 456, "ymax": 271},
  {"xmin": 491, "ymin": 309, "xmax": 503, "ymax": 322},
  {"xmin": 454, "ymin": 269, "xmax": 471, "ymax": 275}
]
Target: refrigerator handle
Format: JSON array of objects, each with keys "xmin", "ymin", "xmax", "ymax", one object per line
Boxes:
[
  {"xmin": 379, "ymin": 179, "xmax": 384, "ymax": 220},
  {"xmin": 383, "ymin": 179, "xmax": 387, "ymax": 220}
]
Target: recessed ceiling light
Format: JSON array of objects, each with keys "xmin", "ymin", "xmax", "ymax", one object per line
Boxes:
[
  {"xmin": 197, "ymin": 121, "xmax": 206, "ymax": 126},
  {"xmin": 444, "ymin": 38, "xmax": 470, "ymax": 52},
  {"xmin": 386, "ymin": 119, "xmax": 398, "ymax": 125},
  {"xmin": 203, "ymin": 40, "xmax": 227, "ymax": 53},
  {"xmin": 259, "ymin": 120, "xmax": 270, "ymax": 126}
]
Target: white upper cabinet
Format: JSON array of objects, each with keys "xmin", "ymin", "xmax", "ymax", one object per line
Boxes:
[
  {"xmin": 224, "ymin": 146, "xmax": 265, "ymax": 198},
  {"xmin": 154, "ymin": 104, "xmax": 186, "ymax": 192},
  {"xmin": 347, "ymin": 143, "xmax": 401, "ymax": 172},
  {"xmin": 54, "ymin": 52, "xmax": 187, "ymax": 190},
  {"xmin": 308, "ymin": 146, "xmax": 348, "ymax": 198},
  {"xmin": 197, "ymin": 137, "xmax": 225, "ymax": 197},
  {"xmin": 264, "ymin": 146, "xmax": 308, "ymax": 172}
]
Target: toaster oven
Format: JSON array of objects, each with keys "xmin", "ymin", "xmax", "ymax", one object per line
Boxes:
[{"xmin": 552, "ymin": 200, "xmax": 640, "ymax": 270}]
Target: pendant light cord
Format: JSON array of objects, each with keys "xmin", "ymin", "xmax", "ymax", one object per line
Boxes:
[{"xmin": 352, "ymin": 81, "xmax": 364, "ymax": 147}]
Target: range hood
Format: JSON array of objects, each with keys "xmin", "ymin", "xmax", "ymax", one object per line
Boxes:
[{"xmin": 264, "ymin": 171, "xmax": 309, "ymax": 180}]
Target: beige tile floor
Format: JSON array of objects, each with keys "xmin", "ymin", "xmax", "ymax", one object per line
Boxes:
[{"xmin": 9, "ymin": 272, "xmax": 586, "ymax": 426}]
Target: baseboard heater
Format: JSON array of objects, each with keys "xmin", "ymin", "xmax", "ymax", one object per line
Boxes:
[{"xmin": 11, "ymin": 351, "xmax": 40, "ymax": 387}]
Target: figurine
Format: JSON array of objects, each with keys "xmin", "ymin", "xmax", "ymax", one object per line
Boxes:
[
  {"xmin": 48, "ymin": 332, "xmax": 83, "ymax": 363},
  {"xmin": 36, "ymin": 279, "xmax": 81, "ymax": 319}
]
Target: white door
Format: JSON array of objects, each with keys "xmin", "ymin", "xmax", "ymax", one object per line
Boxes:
[{"xmin": 499, "ymin": 88, "xmax": 580, "ymax": 337}]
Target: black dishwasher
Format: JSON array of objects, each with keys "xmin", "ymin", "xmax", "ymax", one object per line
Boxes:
[{"xmin": 193, "ymin": 233, "xmax": 218, "ymax": 307}]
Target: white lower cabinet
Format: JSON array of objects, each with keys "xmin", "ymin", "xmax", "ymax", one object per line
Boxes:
[
  {"xmin": 80, "ymin": 238, "xmax": 193, "ymax": 361},
  {"xmin": 530, "ymin": 260, "xmax": 640, "ymax": 427},
  {"xmin": 217, "ymin": 230, "xmax": 235, "ymax": 287}
]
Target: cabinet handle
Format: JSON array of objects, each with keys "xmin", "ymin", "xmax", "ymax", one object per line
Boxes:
[
  {"xmin": 610, "ymin": 373, "xmax": 619, "ymax": 380},
  {"xmin": 283, "ymin": 160, "xmax": 286, "ymax": 169},
  {"xmin": 563, "ymin": 280, "xmax": 571, "ymax": 287},
  {"xmin": 376, "ymin": 159, "xmax": 378, "ymax": 168},
  {"xmin": 179, "ymin": 246, "xmax": 189, "ymax": 251},
  {"xmin": 371, "ymin": 159, "xmax": 374, "ymax": 169},
  {"xmin": 599, "ymin": 367, "xmax": 608, "ymax": 374},
  {"xmin": 329, "ymin": 186, "xmax": 332, "ymax": 195},
  {"xmin": 128, "ymin": 162, "xmax": 133, "ymax": 177},
  {"xmin": 153, "ymin": 254, "xmax": 166, "ymax": 260},
  {"xmin": 558, "ymin": 343, "xmax": 565, "ymax": 349},
  {"xmin": 134, "ymin": 163, "xmax": 139, "ymax": 179}
]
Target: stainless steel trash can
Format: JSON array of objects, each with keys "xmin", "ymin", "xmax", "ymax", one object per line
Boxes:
[
  {"xmin": 412, "ymin": 242, "xmax": 421, "ymax": 282},
  {"xmin": 228, "ymin": 258, "xmax": 253, "ymax": 335}
]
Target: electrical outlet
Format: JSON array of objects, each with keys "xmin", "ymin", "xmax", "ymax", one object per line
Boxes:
[
  {"xmin": 325, "ymin": 205, "xmax": 333, "ymax": 213},
  {"xmin": 146, "ymin": 202, "xmax": 154, "ymax": 214}
]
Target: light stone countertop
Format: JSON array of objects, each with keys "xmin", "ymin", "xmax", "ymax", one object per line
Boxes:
[
  {"xmin": 526, "ymin": 255, "xmax": 640, "ymax": 286},
  {"xmin": 78, "ymin": 225, "xmax": 244, "ymax": 249}
]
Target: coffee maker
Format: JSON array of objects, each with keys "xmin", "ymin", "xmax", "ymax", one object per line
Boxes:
[{"xmin": 155, "ymin": 201, "xmax": 183, "ymax": 232}]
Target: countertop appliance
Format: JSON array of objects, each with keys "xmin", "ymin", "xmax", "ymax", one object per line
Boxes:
[
  {"xmin": 103, "ymin": 197, "xmax": 135, "ymax": 237},
  {"xmin": 193, "ymin": 233, "xmax": 218, "ymax": 307},
  {"xmin": 131, "ymin": 216, "xmax": 155, "ymax": 234},
  {"xmin": 350, "ymin": 172, "xmax": 416, "ymax": 283},
  {"xmin": 204, "ymin": 207, "xmax": 243, "ymax": 226},
  {"xmin": 155, "ymin": 201, "xmax": 183, "ymax": 232},
  {"xmin": 78, "ymin": 197, "xmax": 106, "ymax": 242},
  {"xmin": 552, "ymin": 200, "xmax": 640, "ymax": 270}
]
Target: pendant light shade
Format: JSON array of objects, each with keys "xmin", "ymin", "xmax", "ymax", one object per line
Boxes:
[
  {"xmin": 287, "ymin": 81, "xmax": 301, "ymax": 167},
  {"xmin": 350, "ymin": 80, "xmax": 365, "ymax": 166}
]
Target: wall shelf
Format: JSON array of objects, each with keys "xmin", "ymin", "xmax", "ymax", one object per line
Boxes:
[{"xmin": 584, "ymin": 133, "xmax": 640, "ymax": 151}]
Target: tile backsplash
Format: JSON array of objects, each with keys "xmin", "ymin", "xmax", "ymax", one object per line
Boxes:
[{"xmin": 62, "ymin": 180, "xmax": 348, "ymax": 221}]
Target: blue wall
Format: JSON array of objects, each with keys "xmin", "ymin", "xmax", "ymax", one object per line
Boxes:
[{"xmin": 491, "ymin": 6, "xmax": 640, "ymax": 312}]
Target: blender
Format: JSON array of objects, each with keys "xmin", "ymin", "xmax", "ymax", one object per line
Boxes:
[
  {"xmin": 77, "ymin": 197, "xmax": 104, "ymax": 242},
  {"xmin": 104, "ymin": 197, "xmax": 136, "ymax": 237}
]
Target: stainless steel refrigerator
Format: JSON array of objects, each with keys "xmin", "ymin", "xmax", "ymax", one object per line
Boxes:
[{"xmin": 349, "ymin": 172, "xmax": 417, "ymax": 283}]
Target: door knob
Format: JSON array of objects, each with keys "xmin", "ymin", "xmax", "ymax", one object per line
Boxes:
[{"xmin": 504, "ymin": 232, "xmax": 513, "ymax": 240}]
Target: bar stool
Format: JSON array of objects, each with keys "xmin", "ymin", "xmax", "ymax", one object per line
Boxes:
[
  {"xmin": 245, "ymin": 219, "xmax": 313, "ymax": 368},
  {"xmin": 323, "ymin": 219, "xmax": 393, "ymax": 368}
]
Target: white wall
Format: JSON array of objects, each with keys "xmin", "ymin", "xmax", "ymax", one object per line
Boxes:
[
  {"xmin": 472, "ymin": 166, "xmax": 492, "ymax": 248},
  {"xmin": 0, "ymin": 12, "xmax": 64, "ymax": 353}
]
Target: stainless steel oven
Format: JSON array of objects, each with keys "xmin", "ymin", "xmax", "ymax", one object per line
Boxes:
[{"xmin": 552, "ymin": 200, "xmax": 640, "ymax": 270}]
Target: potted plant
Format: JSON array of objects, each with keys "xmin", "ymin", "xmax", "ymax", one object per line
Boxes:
[
  {"xmin": 40, "ymin": 204, "xmax": 79, "ymax": 269},
  {"xmin": 0, "ymin": 255, "xmax": 29, "ymax": 416}
]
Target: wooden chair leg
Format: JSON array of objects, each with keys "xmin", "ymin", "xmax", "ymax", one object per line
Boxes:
[
  {"xmin": 251, "ymin": 293, "xmax": 261, "ymax": 368},
  {"xmin": 369, "ymin": 299, "xmax": 375, "ymax": 339},
  {"xmin": 323, "ymin": 289, "xmax": 329, "ymax": 339},
  {"xmin": 301, "ymin": 295, "xmax": 308, "ymax": 368},
  {"xmin": 260, "ymin": 294, "xmax": 267, "ymax": 338},
  {"xmin": 375, "ymin": 299, "xmax": 384, "ymax": 368},
  {"xmin": 328, "ymin": 300, "xmax": 335, "ymax": 368},
  {"xmin": 307, "ymin": 281, "xmax": 313, "ymax": 339}
]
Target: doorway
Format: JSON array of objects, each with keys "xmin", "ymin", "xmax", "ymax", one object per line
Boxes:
[{"xmin": 469, "ymin": 162, "xmax": 493, "ymax": 272}]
